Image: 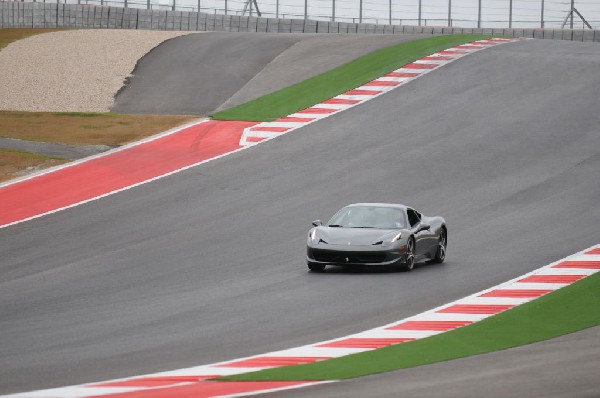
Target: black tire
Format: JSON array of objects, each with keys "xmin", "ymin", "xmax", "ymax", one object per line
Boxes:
[
  {"xmin": 401, "ymin": 238, "xmax": 416, "ymax": 271},
  {"xmin": 430, "ymin": 228, "xmax": 447, "ymax": 264},
  {"xmin": 308, "ymin": 262, "xmax": 326, "ymax": 272}
]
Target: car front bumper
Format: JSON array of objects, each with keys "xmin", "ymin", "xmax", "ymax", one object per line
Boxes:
[{"xmin": 307, "ymin": 245, "xmax": 408, "ymax": 267}]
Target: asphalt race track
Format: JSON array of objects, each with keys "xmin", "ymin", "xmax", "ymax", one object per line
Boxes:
[
  {"xmin": 1, "ymin": 38, "xmax": 600, "ymax": 396},
  {"xmin": 111, "ymin": 32, "xmax": 428, "ymax": 115}
]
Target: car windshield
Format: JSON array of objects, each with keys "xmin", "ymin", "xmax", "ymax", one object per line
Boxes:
[{"xmin": 328, "ymin": 206, "xmax": 406, "ymax": 229}]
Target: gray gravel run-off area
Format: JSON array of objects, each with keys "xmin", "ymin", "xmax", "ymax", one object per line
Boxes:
[{"xmin": 0, "ymin": 30, "xmax": 194, "ymax": 113}]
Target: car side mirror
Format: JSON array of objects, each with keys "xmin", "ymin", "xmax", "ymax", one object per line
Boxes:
[
  {"xmin": 417, "ymin": 223, "xmax": 430, "ymax": 233},
  {"xmin": 312, "ymin": 220, "xmax": 322, "ymax": 227}
]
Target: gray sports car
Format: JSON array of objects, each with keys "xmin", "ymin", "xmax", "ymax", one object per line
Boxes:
[{"xmin": 306, "ymin": 203, "xmax": 447, "ymax": 272}]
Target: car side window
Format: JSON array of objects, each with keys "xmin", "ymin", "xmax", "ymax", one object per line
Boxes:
[{"xmin": 407, "ymin": 209, "xmax": 420, "ymax": 227}]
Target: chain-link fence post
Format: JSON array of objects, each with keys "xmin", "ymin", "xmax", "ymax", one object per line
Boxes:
[
  {"xmin": 332, "ymin": 0, "xmax": 335, "ymax": 21},
  {"xmin": 570, "ymin": 0, "xmax": 574, "ymax": 29},
  {"xmin": 540, "ymin": 0, "xmax": 544, "ymax": 28},
  {"xmin": 359, "ymin": 0, "xmax": 362, "ymax": 23}
]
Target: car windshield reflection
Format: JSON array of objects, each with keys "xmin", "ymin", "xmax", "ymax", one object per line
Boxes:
[{"xmin": 328, "ymin": 206, "xmax": 406, "ymax": 229}]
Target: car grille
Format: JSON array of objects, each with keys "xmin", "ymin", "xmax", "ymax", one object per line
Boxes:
[{"xmin": 312, "ymin": 250, "xmax": 387, "ymax": 264}]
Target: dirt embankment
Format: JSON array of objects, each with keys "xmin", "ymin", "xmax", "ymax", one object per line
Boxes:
[{"xmin": 0, "ymin": 29, "xmax": 192, "ymax": 112}]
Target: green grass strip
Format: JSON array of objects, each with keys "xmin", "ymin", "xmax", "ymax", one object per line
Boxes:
[
  {"xmin": 221, "ymin": 270, "xmax": 600, "ymax": 381},
  {"xmin": 211, "ymin": 35, "xmax": 491, "ymax": 122}
]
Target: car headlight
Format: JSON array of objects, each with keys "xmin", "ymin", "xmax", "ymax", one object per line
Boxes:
[
  {"xmin": 309, "ymin": 229, "xmax": 328, "ymax": 245},
  {"xmin": 380, "ymin": 232, "xmax": 402, "ymax": 247}
]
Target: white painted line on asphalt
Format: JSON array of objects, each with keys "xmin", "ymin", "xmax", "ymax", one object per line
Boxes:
[
  {"xmin": 268, "ymin": 346, "xmax": 371, "ymax": 358},
  {"xmin": 218, "ymin": 381, "xmax": 337, "ymax": 398},
  {"xmin": 537, "ymin": 267, "xmax": 597, "ymax": 275},
  {"xmin": 508, "ymin": 282, "xmax": 570, "ymax": 290},
  {"xmin": 349, "ymin": 329, "xmax": 441, "ymax": 339}
]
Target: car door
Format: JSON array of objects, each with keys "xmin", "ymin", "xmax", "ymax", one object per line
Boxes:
[
  {"xmin": 416, "ymin": 211, "xmax": 438, "ymax": 255},
  {"xmin": 407, "ymin": 208, "xmax": 429, "ymax": 260}
]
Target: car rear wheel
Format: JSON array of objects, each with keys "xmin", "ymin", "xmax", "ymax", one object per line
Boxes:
[
  {"xmin": 308, "ymin": 262, "xmax": 326, "ymax": 272},
  {"xmin": 401, "ymin": 238, "xmax": 416, "ymax": 271},
  {"xmin": 430, "ymin": 229, "xmax": 447, "ymax": 264}
]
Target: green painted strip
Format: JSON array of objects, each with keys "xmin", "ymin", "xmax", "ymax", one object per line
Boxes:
[
  {"xmin": 211, "ymin": 34, "xmax": 491, "ymax": 122},
  {"xmin": 221, "ymin": 270, "xmax": 600, "ymax": 381}
]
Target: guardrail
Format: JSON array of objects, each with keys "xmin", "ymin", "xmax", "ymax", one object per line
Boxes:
[{"xmin": 1, "ymin": 1, "xmax": 599, "ymax": 42}]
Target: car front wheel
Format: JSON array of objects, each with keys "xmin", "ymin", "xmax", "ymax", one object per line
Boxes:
[{"xmin": 401, "ymin": 238, "xmax": 416, "ymax": 271}]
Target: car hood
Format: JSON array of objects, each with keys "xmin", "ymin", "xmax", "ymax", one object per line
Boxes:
[{"xmin": 317, "ymin": 227, "xmax": 399, "ymax": 246}]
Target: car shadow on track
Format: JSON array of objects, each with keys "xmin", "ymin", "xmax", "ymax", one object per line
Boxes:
[{"xmin": 307, "ymin": 261, "xmax": 448, "ymax": 275}]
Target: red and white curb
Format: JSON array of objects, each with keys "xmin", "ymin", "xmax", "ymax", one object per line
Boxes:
[
  {"xmin": 239, "ymin": 37, "xmax": 525, "ymax": 147},
  {"xmin": 5, "ymin": 244, "xmax": 599, "ymax": 398}
]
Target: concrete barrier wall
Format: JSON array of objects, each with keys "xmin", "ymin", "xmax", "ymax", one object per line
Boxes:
[{"xmin": 1, "ymin": 2, "xmax": 599, "ymax": 42}]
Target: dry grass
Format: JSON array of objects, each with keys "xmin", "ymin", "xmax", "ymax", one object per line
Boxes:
[
  {"xmin": 0, "ymin": 28, "xmax": 66, "ymax": 51},
  {"xmin": 0, "ymin": 148, "xmax": 69, "ymax": 183},
  {"xmin": 0, "ymin": 111, "xmax": 198, "ymax": 182},
  {"xmin": 0, "ymin": 111, "xmax": 199, "ymax": 146},
  {"xmin": 1, "ymin": 29, "xmax": 66, "ymax": 183}
]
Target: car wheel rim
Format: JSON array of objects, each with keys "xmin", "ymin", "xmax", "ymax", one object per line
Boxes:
[
  {"xmin": 438, "ymin": 232, "xmax": 446, "ymax": 260},
  {"xmin": 406, "ymin": 240, "xmax": 415, "ymax": 270}
]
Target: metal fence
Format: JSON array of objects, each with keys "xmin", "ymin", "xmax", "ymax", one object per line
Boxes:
[{"xmin": 6, "ymin": 0, "xmax": 600, "ymax": 29}]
